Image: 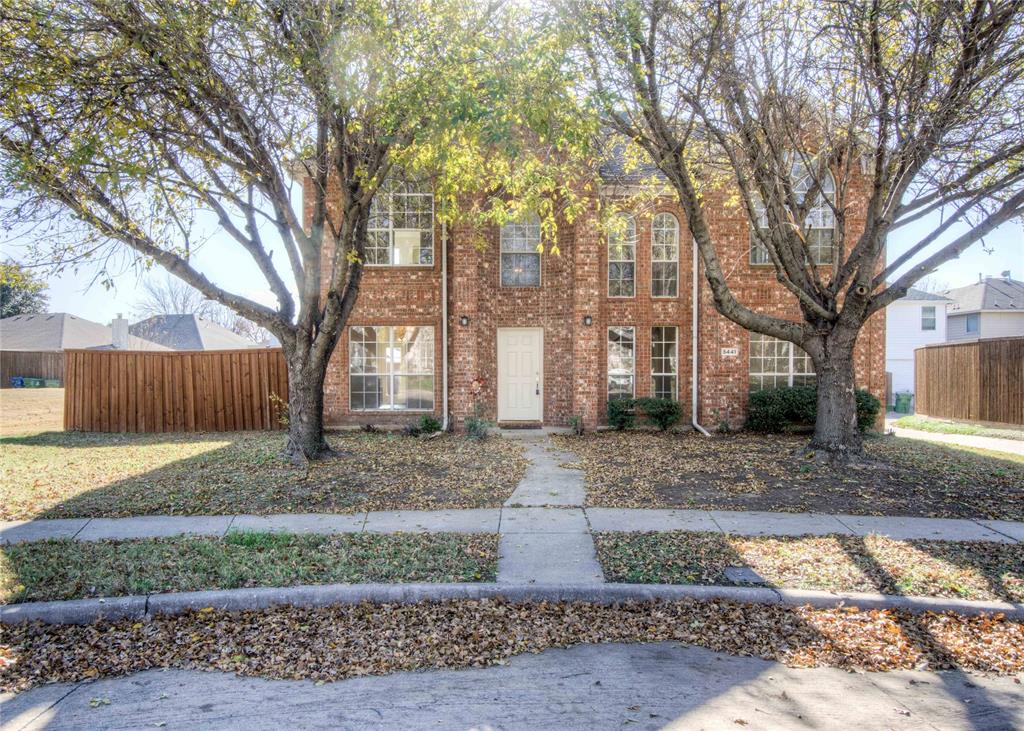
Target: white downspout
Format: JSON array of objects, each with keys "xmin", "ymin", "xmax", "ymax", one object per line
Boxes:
[
  {"xmin": 692, "ymin": 237, "xmax": 711, "ymax": 436},
  {"xmin": 441, "ymin": 221, "xmax": 450, "ymax": 432}
]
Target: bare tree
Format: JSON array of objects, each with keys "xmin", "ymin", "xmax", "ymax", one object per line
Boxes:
[
  {"xmin": 134, "ymin": 275, "xmax": 272, "ymax": 343},
  {"xmin": 568, "ymin": 0, "xmax": 1024, "ymax": 459}
]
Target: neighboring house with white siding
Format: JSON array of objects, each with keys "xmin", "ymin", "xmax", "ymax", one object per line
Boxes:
[
  {"xmin": 885, "ymin": 288, "xmax": 949, "ymax": 399},
  {"xmin": 941, "ymin": 275, "xmax": 1024, "ymax": 342}
]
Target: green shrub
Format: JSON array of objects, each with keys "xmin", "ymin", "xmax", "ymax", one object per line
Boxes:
[
  {"xmin": 607, "ymin": 399, "xmax": 636, "ymax": 430},
  {"xmin": 855, "ymin": 389, "xmax": 882, "ymax": 432},
  {"xmin": 465, "ymin": 414, "xmax": 491, "ymax": 440},
  {"xmin": 635, "ymin": 398, "xmax": 682, "ymax": 431},
  {"xmin": 418, "ymin": 415, "xmax": 442, "ymax": 434},
  {"xmin": 746, "ymin": 386, "xmax": 880, "ymax": 433}
]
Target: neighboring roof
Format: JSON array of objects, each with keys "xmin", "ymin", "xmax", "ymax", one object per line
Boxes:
[
  {"xmin": 898, "ymin": 287, "xmax": 951, "ymax": 302},
  {"xmin": 130, "ymin": 314, "xmax": 267, "ymax": 351},
  {"xmin": 0, "ymin": 313, "xmax": 168, "ymax": 352},
  {"xmin": 598, "ymin": 141, "xmax": 667, "ymax": 185},
  {"xmin": 941, "ymin": 277, "xmax": 1024, "ymax": 314}
]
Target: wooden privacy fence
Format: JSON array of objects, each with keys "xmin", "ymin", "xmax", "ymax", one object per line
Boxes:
[
  {"xmin": 914, "ymin": 337, "xmax": 1024, "ymax": 425},
  {"xmin": 64, "ymin": 348, "xmax": 289, "ymax": 433},
  {"xmin": 1, "ymin": 351, "xmax": 64, "ymax": 387}
]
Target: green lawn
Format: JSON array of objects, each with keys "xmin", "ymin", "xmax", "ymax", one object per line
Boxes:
[
  {"xmin": 0, "ymin": 531, "xmax": 498, "ymax": 603},
  {"xmin": 594, "ymin": 531, "xmax": 1023, "ymax": 602},
  {"xmin": 0, "ymin": 430, "xmax": 527, "ymax": 520},
  {"xmin": 893, "ymin": 415, "xmax": 1024, "ymax": 442}
]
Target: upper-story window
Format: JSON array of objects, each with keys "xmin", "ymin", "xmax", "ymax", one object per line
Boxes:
[
  {"xmin": 500, "ymin": 214, "xmax": 541, "ymax": 287},
  {"xmin": 751, "ymin": 162, "xmax": 836, "ymax": 266},
  {"xmin": 608, "ymin": 214, "xmax": 636, "ymax": 297},
  {"xmin": 367, "ymin": 180, "xmax": 434, "ymax": 266},
  {"xmin": 921, "ymin": 306, "xmax": 936, "ymax": 331},
  {"xmin": 651, "ymin": 212, "xmax": 679, "ymax": 297}
]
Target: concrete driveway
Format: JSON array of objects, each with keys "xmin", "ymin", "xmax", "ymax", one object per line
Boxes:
[{"xmin": 3, "ymin": 643, "xmax": 1022, "ymax": 730}]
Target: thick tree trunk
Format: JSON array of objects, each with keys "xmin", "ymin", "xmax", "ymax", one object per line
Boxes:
[
  {"xmin": 808, "ymin": 340, "xmax": 862, "ymax": 460},
  {"xmin": 283, "ymin": 349, "xmax": 332, "ymax": 464}
]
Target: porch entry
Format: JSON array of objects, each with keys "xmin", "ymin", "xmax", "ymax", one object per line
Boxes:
[{"xmin": 497, "ymin": 328, "xmax": 543, "ymax": 422}]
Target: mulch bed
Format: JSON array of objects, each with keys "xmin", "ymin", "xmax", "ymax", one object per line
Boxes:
[
  {"xmin": 1, "ymin": 431, "xmax": 527, "ymax": 520},
  {"xmin": 554, "ymin": 432, "xmax": 1024, "ymax": 519},
  {"xmin": 2, "ymin": 600, "xmax": 1021, "ymax": 692},
  {"xmin": 595, "ymin": 532, "xmax": 1024, "ymax": 602},
  {"xmin": 1, "ymin": 533, "xmax": 499, "ymax": 604}
]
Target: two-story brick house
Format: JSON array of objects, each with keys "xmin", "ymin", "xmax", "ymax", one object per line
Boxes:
[{"xmin": 308, "ymin": 160, "xmax": 886, "ymax": 432}]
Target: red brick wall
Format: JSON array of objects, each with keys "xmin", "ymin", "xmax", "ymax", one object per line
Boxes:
[{"xmin": 311, "ymin": 174, "xmax": 885, "ymax": 431}]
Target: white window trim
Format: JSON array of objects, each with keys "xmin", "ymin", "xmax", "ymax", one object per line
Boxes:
[
  {"xmin": 366, "ymin": 186, "xmax": 435, "ymax": 268},
  {"xmin": 965, "ymin": 313, "xmax": 980, "ymax": 333},
  {"xmin": 349, "ymin": 325, "xmax": 435, "ymax": 412},
  {"xmin": 607, "ymin": 325, "xmax": 636, "ymax": 400},
  {"xmin": 921, "ymin": 306, "xmax": 937, "ymax": 331},
  {"xmin": 748, "ymin": 333, "xmax": 816, "ymax": 390},
  {"xmin": 651, "ymin": 212, "xmax": 679, "ymax": 298},
  {"xmin": 499, "ymin": 216, "xmax": 542, "ymax": 288},
  {"xmin": 608, "ymin": 215, "xmax": 636, "ymax": 299},
  {"xmin": 651, "ymin": 326, "xmax": 678, "ymax": 400}
]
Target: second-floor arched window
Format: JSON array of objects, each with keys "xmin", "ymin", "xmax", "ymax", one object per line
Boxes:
[
  {"xmin": 751, "ymin": 162, "xmax": 836, "ymax": 266},
  {"xmin": 651, "ymin": 212, "xmax": 679, "ymax": 297}
]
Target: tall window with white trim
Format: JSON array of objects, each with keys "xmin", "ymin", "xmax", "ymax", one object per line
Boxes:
[
  {"xmin": 748, "ymin": 332, "xmax": 815, "ymax": 391},
  {"xmin": 651, "ymin": 326, "xmax": 678, "ymax": 400},
  {"xmin": 651, "ymin": 213, "xmax": 679, "ymax": 297},
  {"xmin": 608, "ymin": 214, "xmax": 636, "ymax": 297},
  {"xmin": 751, "ymin": 162, "xmax": 836, "ymax": 266},
  {"xmin": 500, "ymin": 214, "xmax": 541, "ymax": 287},
  {"xmin": 349, "ymin": 326, "xmax": 434, "ymax": 410},
  {"xmin": 608, "ymin": 327, "xmax": 635, "ymax": 401},
  {"xmin": 367, "ymin": 180, "xmax": 434, "ymax": 266}
]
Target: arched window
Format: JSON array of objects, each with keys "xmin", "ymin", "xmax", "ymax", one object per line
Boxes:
[
  {"xmin": 750, "ymin": 162, "xmax": 836, "ymax": 266},
  {"xmin": 651, "ymin": 213, "xmax": 679, "ymax": 297},
  {"xmin": 608, "ymin": 214, "xmax": 636, "ymax": 297},
  {"xmin": 500, "ymin": 214, "xmax": 542, "ymax": 287}
]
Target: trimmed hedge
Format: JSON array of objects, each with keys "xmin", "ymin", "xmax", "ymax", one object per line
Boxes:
[
  {"xmin": 745, "ymin": 386, "xmax": 881, "ymax": 433},
  {"xmin": 607, "ymin": 397, "xmax": 682, "ymax": 431}
]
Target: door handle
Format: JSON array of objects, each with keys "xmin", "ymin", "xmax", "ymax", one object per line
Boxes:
[{"xmin": 535, "ymin": 375, "xmax": 540, "ymax": 396}]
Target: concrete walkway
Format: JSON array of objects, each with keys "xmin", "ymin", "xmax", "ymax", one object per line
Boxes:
[
  {"xmin": 3, "ymin": 642, "xmax": 1022, "ymax": 730},
  {"xmin": 886, "ymin": 417, "xmax": 1024, "ymax": 456},
  {"xmin": 498, "ymin": 438, "xmax": 603, "ymax": 584}
]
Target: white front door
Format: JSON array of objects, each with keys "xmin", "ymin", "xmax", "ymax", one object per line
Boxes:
[{"xmin": 497, "ymin": 328, "xmax": 543, "ymax": 422}]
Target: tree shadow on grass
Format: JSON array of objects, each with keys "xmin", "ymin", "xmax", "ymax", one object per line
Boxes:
[
  {"xmin": 0, "ymin": 428, "xmax": 524, "ymax": 521},
  {"xmin": 838, "ymin": 534, "xmax": 1021, "ymax": 731}
]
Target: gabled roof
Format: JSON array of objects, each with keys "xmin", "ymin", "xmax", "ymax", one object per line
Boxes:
[
  {"xmin": 129, "ymin": 314, "xmax": 266, "ymax": 351},
  {"xmin": 0, "ymin": 313, "xmax": 168, "ymax": 352},
  {"xmin": 941, "ymin": 277, "xmax": 1024, "ymax": 314},
  {"xmin": 899, "ymin": 287, "xmax": 950, "ymax": 302}
]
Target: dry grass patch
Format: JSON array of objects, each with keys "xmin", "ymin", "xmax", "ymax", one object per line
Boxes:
[
  {"xmin": 0, "ymin": 388, "xmax": 63, "ymax": 437},
  {"xmin": 554, "ymin": 431, "xmax": 1024, "ymax": 519},
  {"xmin": 0, "ymin": 532, "xmax": 498, "ymax": 603},
  {"xmin": 595, "ymin": 531, "xmax": 1023, "ymax": 602},
  {"xmin": 0, "ymin": 431, "xmax": 527, "ymax": 520},
  {"xmin": 2, "ymin": 600, "xmax": 1021, "ymax": 692}
]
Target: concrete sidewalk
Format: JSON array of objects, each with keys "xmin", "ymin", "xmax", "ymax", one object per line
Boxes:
[
  {"xmin": 887, "ymin": 420, "xmax": 1024, "ymax": 456},
  {"xmin": 3, "ymin": 642, "xmax": 1022, "ymax": 730},
  {"xmin": 2, "ymin": 507, "xmax": 1020, "ymax": 544}
]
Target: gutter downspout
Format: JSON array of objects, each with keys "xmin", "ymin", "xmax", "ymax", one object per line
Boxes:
[
  {"xmin": 441, "ymin": 221, "xmax": 450, "ymax": 432},
  {"xmin": 692, "ymin": 238, "xmax": 711, "ymax": 437}
]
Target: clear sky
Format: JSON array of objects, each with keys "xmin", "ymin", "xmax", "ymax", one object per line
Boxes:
[{"xmin": 2, "ymin": 206, "xmax": 1021, "ymax": 327}]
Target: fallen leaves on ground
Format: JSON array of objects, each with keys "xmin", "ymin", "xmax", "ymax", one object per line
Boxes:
[
  {"xmin": 1, "ymin": 599, "xmax": 1021, "ymax": 693},
  {"xmin": 0, "ymin": 431, "xmax": 527, "ymax": 520},
  {"xmin": 553, "ymin": 432, "xmax": 1024, "ymax": 519},
  {"xmin": 0, "ymin": 533, "xmax": 499, "ymax": 604},
  {"xmin": 595, "ymin": 532, "xmax": 1023, "ymax": 602}
]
